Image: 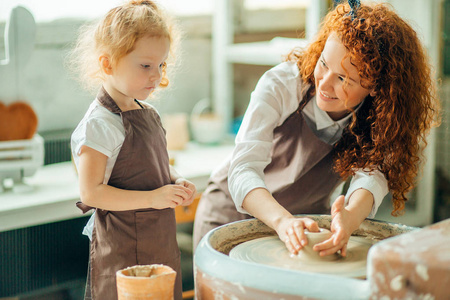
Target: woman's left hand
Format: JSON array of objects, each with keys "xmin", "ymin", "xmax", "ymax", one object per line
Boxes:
[
  {"xmin": 174, "ymin": 178, "xmax": 197, "ymax": 206},
  {"xmin": 313, "ymin": 195, "xmax": 352, "ymax": 257}
]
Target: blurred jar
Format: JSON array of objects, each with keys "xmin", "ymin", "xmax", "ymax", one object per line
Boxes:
[
  {"xmin": 190, "ymin": 99, "xmax": 225, "ymax": 145},
  {"xmin": 162, "ymin": 113, "xmax": 189, "ymax": 150}
]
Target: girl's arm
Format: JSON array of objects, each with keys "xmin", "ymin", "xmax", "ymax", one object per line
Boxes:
[
  {"xmin": 78, "ymin": 145, "xmax": 191, "ymax": 211},
  {"xmin": 169, "ymin": 165, "xmax": 197, "ymax": 206}
]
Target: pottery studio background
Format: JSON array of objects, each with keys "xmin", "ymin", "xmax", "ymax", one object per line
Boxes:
[{"xmin": 0, "ymin": 0, "xmax": 449, "ymax": 299}]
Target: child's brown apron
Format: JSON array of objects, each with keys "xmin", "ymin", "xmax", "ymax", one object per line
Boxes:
[
  {"xmin": 193, "ymin": 89, "xmax": 342, "ymax": 247},
  {"xmin": 77, "ymin": 88, "xmax": 182, "ymax": 300}
]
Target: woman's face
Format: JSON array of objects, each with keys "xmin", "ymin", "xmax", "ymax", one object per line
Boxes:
[{"xmin": 314, "ymin": 32, "xmax": 373, "ymax": 120}]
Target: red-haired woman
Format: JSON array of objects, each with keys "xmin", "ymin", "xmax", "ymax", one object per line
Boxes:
[{"xmin": 193, "ymin": 1, "xmax": 439, "ymax": 257}]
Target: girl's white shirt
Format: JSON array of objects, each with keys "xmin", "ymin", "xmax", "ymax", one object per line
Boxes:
[
  {"xmin": 227, "ymin": 61, "xmax": 388, "ymax": 218},
  {"xmin": 71, "ymin": 98, "xmax": 153, "ymax": 239}
]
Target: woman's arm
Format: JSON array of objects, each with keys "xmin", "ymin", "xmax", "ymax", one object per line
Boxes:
[
  {"xmin": 345, "ymin": 169, "xmax": 389, "ymax": 217},
  {"xmin": 313, "ymin": 189, "xmax": 374, "ymax": 256},
  {"xmin": 78, "ymin": 145, "xmax": 191, "ymax": 211},
  {"xmin": 228, "ymin": 63, "xmax": 301, "ymax": 214},
  {"xmin": 243, "ymin": 188, "xmax": 320, "ymax": 255},
  {"xmin": 312, "ymin": 169, "xmax": 388, "ymax": 256},
  {"xmin": 230, "ymin": 63, "xmax": 320, "ymax": 254}
]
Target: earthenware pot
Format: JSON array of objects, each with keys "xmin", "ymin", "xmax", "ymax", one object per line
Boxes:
[{"xmin": 116, "ymin": 264, "xmax": 176, "ymax": 300}]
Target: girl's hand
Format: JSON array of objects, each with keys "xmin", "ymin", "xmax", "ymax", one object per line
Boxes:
[
  {"xmin": 150, "ymin": 184, "xmax": 192, "ymax": 209},
  {"xmin": 275, "ymin": 216, "xmax": 320, "ymax": 255},
  {"xmin": 174, "ymin": 178, "xmax": 197, "ymax": 206},
  {"xmin": 313, "ymin": 195, "xmax": 352, "ymax": 257}
]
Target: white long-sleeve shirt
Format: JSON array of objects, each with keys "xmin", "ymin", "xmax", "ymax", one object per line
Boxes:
[{"xmin": 227, "ymin": 62, "xmax": 388, "ymax": 218}]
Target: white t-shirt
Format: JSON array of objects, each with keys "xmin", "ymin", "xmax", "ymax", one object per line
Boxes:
[
  {"xmin": 227, "ymin": 62, "xmax": 388, "ymax": 218},
  {"xmin": 71, "ymin": 98, "xmax": 153, "ymax": 239}
]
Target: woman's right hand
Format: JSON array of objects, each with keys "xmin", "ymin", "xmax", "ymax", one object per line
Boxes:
[
  {"xmin": 275, "ymin": 217, "xmax": 320, "ymax": 255},
  {"xmin": 150, "ymin": 184, "xmax": 192, "ymax": 209}
]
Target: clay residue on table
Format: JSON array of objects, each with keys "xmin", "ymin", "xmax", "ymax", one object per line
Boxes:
[{"xmin": 214, "ymin": 232, "xmax": 274, "ymax": 255}]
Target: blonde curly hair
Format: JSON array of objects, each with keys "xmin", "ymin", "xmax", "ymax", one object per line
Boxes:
[{"xmin": 68, "ymin": 0, "xmax": 179, "ymax": 94}]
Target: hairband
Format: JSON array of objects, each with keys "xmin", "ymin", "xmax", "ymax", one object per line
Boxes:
[
  {"xmin": 346, "ymin": 0, "xmax": 386, "ymax": 56},
  {"xmin": 347, "ymin": 0, "xmax": 361, "ymax": 21}
]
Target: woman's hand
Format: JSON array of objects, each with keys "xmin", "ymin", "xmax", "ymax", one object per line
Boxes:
[
  {"xmin": 313, "ymin": 195, "xmax": 352, "ymax": 257},
  {"xmin": 174, "ymin": 178, "xmax": 197, "ymax": 206},
  {"xmin": 150, "ymin": 184, "xmax": 192, "ymax": 209},
  {"xmin": 275, "ymin": 216, "xmax": 320, "ymax": 255}
]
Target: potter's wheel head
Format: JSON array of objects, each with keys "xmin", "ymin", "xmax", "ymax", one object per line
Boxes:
[{"xmin": 229, "ymin": 235, "xmax": 375, "ymax": 278}]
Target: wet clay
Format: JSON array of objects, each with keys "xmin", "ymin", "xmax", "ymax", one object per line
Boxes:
[
  {"xmin": 229, "ymin": 228, "xmax": 374, "ymax": 278},
  {"xmin": 294, "ymin": 228, "xmax": 339, "ymax": 261}
]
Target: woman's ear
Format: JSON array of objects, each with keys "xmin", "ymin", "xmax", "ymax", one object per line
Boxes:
[
  {"xmin": 99, "ymin": 56, "xmax": 113, "ymax": 75},
  {"xmin": 369, "ymin": 90, "xmax": 376, "ymax": 97}
]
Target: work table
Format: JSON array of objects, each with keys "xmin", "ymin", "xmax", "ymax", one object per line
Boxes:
[{"xmin": 0, "ymin": 142, "xmax": 234, "ymax": 232}]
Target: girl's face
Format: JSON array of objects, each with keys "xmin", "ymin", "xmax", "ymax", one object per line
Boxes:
[
  {"xmin": 106, "ymin": 35, "xmax": 170, "ymax": 104},
  {"xmin": 314, "ymin": 33, "xmax": 373, "ymax": 120}
]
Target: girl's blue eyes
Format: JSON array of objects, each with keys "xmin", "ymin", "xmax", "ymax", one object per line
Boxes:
[{"xmin": 141, "ymin": 62, "xmax": 166, "ymax": 69}]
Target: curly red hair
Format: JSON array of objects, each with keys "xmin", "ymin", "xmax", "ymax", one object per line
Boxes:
[{"xmin": 287, "ymin": 3, "xmax": 440, "ymax": 216}]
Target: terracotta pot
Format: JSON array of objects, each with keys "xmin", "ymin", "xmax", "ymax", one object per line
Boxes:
[{"xmin": 116, "ymin": 264, "xmax": 176, "ymax": 300}]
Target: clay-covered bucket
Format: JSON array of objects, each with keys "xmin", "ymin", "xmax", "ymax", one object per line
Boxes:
[{"xmin": 116, "ymin": 264, "xmax": 176, "ymax": 300}]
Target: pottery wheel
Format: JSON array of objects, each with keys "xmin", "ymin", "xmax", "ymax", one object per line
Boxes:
[{"xmin": 229, "ymin": 236, "xmax": 375, "ymax": 278}]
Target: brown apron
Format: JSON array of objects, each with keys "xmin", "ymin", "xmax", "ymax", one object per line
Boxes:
[
  {"xmin": 77, "ymin": 88, "xmax": 182, "ymax": 300},
  {"xmin": 193, "ymin": 89, "xmax": 342, "ymax": 247}
]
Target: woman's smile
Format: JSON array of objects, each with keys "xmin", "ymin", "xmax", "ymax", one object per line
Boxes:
[{"xmin": 319, "ymin": 90, "xmax": 338, "ymax": 101}]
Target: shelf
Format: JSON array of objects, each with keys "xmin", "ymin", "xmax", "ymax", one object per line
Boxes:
[
  {"xmin": 226, "ymin": 38, "xmax": 309, "ymax": 65},
  {"xmin": 0, "ymin": 162, "xmax": 81, "ymax": 232},
  {"xmin": 169, "ymin": 141, "xmax": 235, "ymax": 191},
  {"xmin": 0, "ymin": 143, "xmax": 234, "ymax": 232},
  {"xmin": 212, "ymin": 0, "xmax": 328, "ymax": 129}
]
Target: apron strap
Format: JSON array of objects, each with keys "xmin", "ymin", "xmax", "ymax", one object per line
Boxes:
[
  {"xmin": 134, "ymin": 99, "xmax": 145, "ymax": 109},
  {"xmin": 76, "ymin": 201, "xmax": 95, "ymax": 214}
]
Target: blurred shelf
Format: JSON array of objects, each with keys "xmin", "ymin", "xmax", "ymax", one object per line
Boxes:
[
  {"xmin": 0, "ymin": 142, "xmax": 234, "ymax": 232},
  {"xmin": 226, "ymin": 38, "xmax": 309, "ymax": 65},
  {"xmin": 376, "ymin": 197, "xmax": 432, "ymax": 228}
]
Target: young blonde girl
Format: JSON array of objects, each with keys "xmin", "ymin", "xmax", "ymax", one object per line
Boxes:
[
  {"xmin": 193, "ymin": 0, "xmax": 439, "ymax": 257},
  {"xmin": 70, "ymin": 1, "xmax": 195, "ymax": 299}
]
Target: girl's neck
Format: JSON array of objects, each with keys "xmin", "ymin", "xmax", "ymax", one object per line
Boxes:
[{"xmin": 102, "ymin": 83, "xmax": 141, "ymax": 112}]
